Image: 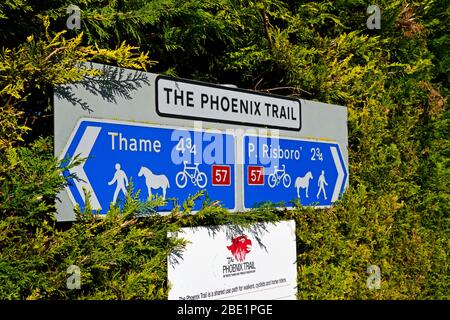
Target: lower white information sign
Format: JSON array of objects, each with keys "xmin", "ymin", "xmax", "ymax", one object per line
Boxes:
[{"xmin": 168, "ymin": 220, "xmax": 297, "ymax": 300}]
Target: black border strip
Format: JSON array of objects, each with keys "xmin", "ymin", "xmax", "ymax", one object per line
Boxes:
[
  {"xmin": 155, "ymin": 75, "xmax": 302, "ymax": 131},
  {"xmin": 5, "ymin": 300, "xmax": 444, "ymax": 318}
]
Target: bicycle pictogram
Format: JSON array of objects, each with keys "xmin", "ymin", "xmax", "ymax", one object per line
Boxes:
[
  {"xmin": 268, "ymin": 164, "xmax": 291, "ymax": 188},
  {"xmin": 175, "ymin": 161, "xmax": 208, "ymax": 188}
]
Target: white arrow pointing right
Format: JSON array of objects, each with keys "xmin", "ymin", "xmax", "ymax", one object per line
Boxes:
[
  {"xmin": 69, "ymin": 126, "xmax": 102, "ymax": 210},
  {"xmin": 330, "ymin": 146, "xmax": 345, "ymax": 203}
]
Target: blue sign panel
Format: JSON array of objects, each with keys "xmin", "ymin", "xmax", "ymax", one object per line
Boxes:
[
  {"xmin": 243, "ymin": 135, "xmax": 347, "ymax": 208},
  {"xmin": 61, "ymin": 119, "xmax": 235, "ymax": 213}
]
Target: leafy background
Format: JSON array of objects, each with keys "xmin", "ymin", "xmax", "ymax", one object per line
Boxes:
[{"xmin": 0, "ymin": 0, "xmax": 448, "ymax": 299}]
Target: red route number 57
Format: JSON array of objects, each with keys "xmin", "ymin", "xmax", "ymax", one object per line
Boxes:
[
  {"xmin": 212, "ymin": 165, "xmax": 231, "ymax": 186},
  {"xmin": 248, "ymin": 166, "xmax": 264, "ymax": 185}
]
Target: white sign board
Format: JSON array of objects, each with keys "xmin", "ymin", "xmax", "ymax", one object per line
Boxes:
[
  {"xmin": 168, "ymin": 220, "xmax": 297, "ymax": 300},
  {"xmin": 156, "ymin": 76, "xmax": 301, "ymax": 131}
]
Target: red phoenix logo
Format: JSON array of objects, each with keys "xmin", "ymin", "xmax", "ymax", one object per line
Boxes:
[{"xmin": 227, "ymin": 235, "xmax": 252, "ymax": 262}]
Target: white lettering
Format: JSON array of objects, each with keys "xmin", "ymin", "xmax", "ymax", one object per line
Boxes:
[
  {"xmin": 108, "ymin": 132, "xmax": 118, "ymax": 150},
  {"xmin": 153, "ymin": 140, "xmax": 161, "ymax": 152},
  {"xmin": 129, "ymin": 138, "xmax": 137, "ymax": 151},
  {"xmin": 248, "ymin": 142, "xmax": 255, "ymax": 156},
  {"xmin": 109, "ymin": 131, "xmax": 161, "ymax": 153},
  {"xmin": 262, "ymin": 144, "xmax": 269, "ymax": 158},
  {"xmin": 259, "ymin": 143, "xmax": 301, "ymax": 161}
]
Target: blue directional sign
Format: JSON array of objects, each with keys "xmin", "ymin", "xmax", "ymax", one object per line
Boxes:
[
  {"xmin": 60, "ymin": 119, "xmax": 235, "ymax": 213},
  {"xmin": 243, "ymin": 135, "xmax": 348, "ymax": 208}
]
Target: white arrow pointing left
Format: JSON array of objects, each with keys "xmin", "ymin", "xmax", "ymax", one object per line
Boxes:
[{"xmin": 68, "ymin": 126, "xmax": 102, "ymax": 210}]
